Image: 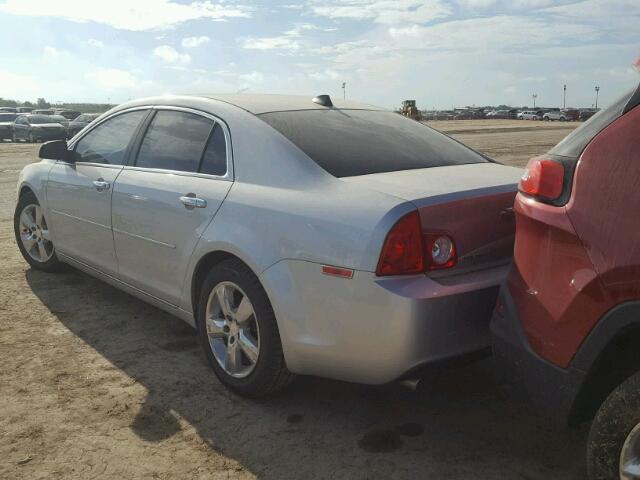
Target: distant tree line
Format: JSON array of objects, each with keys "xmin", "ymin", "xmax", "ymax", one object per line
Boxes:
[{"xmin": 0, "ymin": 97, "xmax": 114, "ymax": 113}]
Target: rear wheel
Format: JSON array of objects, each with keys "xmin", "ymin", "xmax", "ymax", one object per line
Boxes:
[
  {"xmin": 14, "ymin": 191, "xmax": 66, "ymax": 272},
  {"xmin": 587, "ymin": 372, "xmax": 640, "ymax": 479},
  {"xmin": 197, "ymin": 258, "xmax": 294, "ymax": 397}
]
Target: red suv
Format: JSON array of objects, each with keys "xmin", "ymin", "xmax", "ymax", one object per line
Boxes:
[{"xmin": 492, "ymin": 82, "xmax": 640, "ymax": 480}]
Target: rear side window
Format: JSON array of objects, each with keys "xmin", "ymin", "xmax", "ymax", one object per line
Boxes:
[
  {"xmin": 550, "ymin": 84, "xmax": 640, "ymax": 158},
  {"xmin": 74, "ymin": 110, "xmax": 147, "ymax": 165},
  {"xmin": 258, "ymin": 109, "xmax": 487, "ymax": 177},
  {"xmin": 199, "ymin": 124, "xmax": 227, "ymax": 176},
  {"xmin": 135, "ymin": 110, "xmax": 213, "ymax": 173}
]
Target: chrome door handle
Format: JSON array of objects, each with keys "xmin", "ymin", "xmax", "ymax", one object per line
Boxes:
[
  {"xmin": 179, "ymin": 195, "xmax": 207, "ymax": 209},
  {"xmin": 93, "ymin": 180, "xmax": 111, "ymax": 191}
]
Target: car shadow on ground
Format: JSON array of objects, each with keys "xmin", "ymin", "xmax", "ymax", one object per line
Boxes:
[{"xmin": 26, "ymin": 267, "xmax": 587, "ymax": 479}]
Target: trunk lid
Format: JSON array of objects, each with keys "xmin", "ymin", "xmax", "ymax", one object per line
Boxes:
[{"xmin": 341, "ymin": 163, "xmax": 523, "ymax": 272}]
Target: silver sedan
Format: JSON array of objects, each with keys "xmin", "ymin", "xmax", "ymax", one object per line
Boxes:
[{"xmin": 14, "ymin": 94, "xmax": 522, "ymax": 396}]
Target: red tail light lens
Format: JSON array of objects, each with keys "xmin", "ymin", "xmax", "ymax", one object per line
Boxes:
[
  {"xmin": 376, "ymin": 211, "xmax": 424, "ymax": 276},
  {"xmin": 519, "ymin": 158, "xmax": 564, "ymax": 200},
  {"xmin": 376, "ymin": 212, "xmax": 458, "ymax": 276}
]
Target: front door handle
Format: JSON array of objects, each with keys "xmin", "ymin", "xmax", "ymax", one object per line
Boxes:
[
  {"xmin": 179, "ymin": 195, "xmax": 207, "ymax": 209},
  {"xmin": 93, "ymin": 179, "xmax": 110, "ymax": 192}
]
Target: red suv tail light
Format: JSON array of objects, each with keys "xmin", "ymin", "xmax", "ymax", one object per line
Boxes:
[
  {"xmin": 376, "ymin": 211, "xmax": 458, "ymax": 276},
  {"xmin": 519, "ymin": 158, "xmax": 564, "ymax": 200}
]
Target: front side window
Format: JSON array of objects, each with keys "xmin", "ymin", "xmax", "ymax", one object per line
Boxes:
[
  {"xmin": 135, "ymin": 110, "xmax": 213, "ymax": 173},
  {"xmin": 74, "ymin": 110, "xmax": 147, "ymax": 165}
]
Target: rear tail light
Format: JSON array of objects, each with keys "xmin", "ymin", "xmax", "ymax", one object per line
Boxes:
[
  {"xmin": 519, "ymin": 158, "xmax": 564, "ymax": 200},
  {"xmin": 376, "ymin": 211, "xmax": 457, "ymax": 276},
  {"xmin": 424, "ymin": 233, "xmax": 457, "ymax": 270}
]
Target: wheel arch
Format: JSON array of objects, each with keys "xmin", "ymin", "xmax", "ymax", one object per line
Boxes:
[
  {"xmin": 569, "ymin": 301, "xmax": 640, "ymax": 425},
  {"xmin": 190, "ymin": 250, "xmax": 259, "ymax": 322}
]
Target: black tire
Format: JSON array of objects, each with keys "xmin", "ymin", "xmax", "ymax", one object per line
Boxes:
[
  {"xmin": 587, "ymin": 372, "xmax": 640, "ymax": 480},
  {"xmin": 197, "ymin": 258, "xmax": 294, "ymax": 397},
  {"xmin": 14, "ymin": 191, "xmax": 67, "ymax": 272}
]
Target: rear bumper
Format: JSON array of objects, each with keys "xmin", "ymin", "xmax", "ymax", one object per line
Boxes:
[
  {"xmin": 490, "ymin": 284, "xmax": 585, "ymax": 421},
  {"xmin": 261, "ymin": 259, "xmax": 508, "ymax": 384}
]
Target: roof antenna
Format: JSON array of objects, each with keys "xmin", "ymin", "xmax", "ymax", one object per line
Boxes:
[{"xmin": 312, "ymin": 94, "xmax": 333, "ymax": 107}]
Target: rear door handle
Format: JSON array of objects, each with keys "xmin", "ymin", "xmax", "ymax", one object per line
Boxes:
[
  {"xmin": 179, "ymin": 195, "xmax": 207, "ymax": 209},
  {"xmin": 93, "ymin": 180, "xmax": 110, "ymax": 192}
]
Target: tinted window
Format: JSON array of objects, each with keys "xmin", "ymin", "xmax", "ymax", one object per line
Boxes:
[
  {"xmin": 74, "ymin": 110, "xmax": 147, "ymax": 165},
  {"xmin": 258, "ymin": 110, "xmax": 487, "ymax": 177},
  {"xmin": 0, "ymin": 113, "xmax": 17, "ymax": 122},
  {"xmin": 550, "ymin": 85, "xmax": 639, "ymax": 158},
  {"xmin": 199, "ymin": 124, "xmax": 227, "ymax": 176},
  {"xmin": 29, "ymin": 115, "xmax": 61, "ymax": 124},
  {"xmin": 135, "ymin": 110, "xmax": 213, "ymax": 173}
]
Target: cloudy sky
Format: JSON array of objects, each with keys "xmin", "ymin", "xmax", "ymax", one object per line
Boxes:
[{"xmin": 0, "ymin": 0, "xmax": 638, "ymax": 109}]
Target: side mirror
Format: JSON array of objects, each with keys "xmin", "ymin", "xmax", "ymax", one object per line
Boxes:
[{"xmin": 39, "ymin": 140, "xmax": 73, "ymax": 162}]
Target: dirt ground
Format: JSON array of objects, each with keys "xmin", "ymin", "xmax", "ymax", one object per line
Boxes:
[{"xmin": 1, "ymin": 120, "xmax": 586, "ymax": 480}]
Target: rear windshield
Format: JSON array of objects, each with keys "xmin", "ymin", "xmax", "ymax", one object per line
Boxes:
[
  {"xmin": 550, "ymin": 84, "xmax": 640, "ymax": 158},
  {"xmin": 258, "ymin": 109, "xmax": 487, "ymax": 177},
  {"xmin": 0, "ymin": 113, "xmax": 17, "ymax": 122},
  {"xmin": 29, "ymin": 115, "xmax": 62, "ymax": 124}
]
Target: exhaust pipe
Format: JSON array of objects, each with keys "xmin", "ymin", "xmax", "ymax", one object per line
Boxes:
[{"xmin": 398, "ymin": 378, "xmax": 421, "ymax": 391}]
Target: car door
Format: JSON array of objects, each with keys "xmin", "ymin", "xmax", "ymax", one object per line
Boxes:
[
  {"xmin": 111, "ymin": 107, "xmax": 232, "ymax": 305},
  {"xmin": 14, "ymin": 116, "xmax": 27, "ymax": 139},
  {"xmin": 46, "ymin": 109, "xmax": 149, "ymax": 274}
]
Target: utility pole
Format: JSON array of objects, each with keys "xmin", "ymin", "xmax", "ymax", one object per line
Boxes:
[
  {"xmin": 342, "ymin": 82, "xmax": 346, "ymax": 100},
  {"xmin": 563, "ymin": 84, "xmax": 567, "ymax": 109},
  {"xmin": 532, "ymin": 93, "xmax": 538, "ymax": 109},
  {"xmin": 595, "ymin": 86, "xmax": 600, "ymax": 110}
]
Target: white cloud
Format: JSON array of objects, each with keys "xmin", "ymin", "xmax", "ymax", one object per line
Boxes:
[
  {"xmin": 153, "ymin": 45, "xmax": 191, "ymax": 63},
  {"xmin": 310, "ymin": 0, "xmax": 451, "ymax": 24},
  {"xmin": 238, "ymin": 71, "xmax": 264, "ymax": 84},
  {"xmin": 182, "ymin": 36, "xmax": 210, "ymax": 48},
  {"xmin": 0, "ymin": 0, "xmax": 251, "ymax": 31},
  {"xmin": 0, "ymin": 70, "xmax": 40, "ymax": 98},
  {"xmin": 87, "ymin": 39, "xmax": 104, "ymax": 48},
  {"xmin": 242, "ymin": 36, "xmax": 300, "ymax": 51},
  {"xmin": 84, "ymin": 68, "xmax": 137, "ymax": 89},
  {"xmin": 43, "ymin": 46, "xmax": 60, "ymax": 57},
  {"xmin": 308, "ymin": 69, "xmax": 341, "ymax": 81}
]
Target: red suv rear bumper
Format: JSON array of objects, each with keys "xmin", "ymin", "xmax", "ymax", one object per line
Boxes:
[{"xmin": 490, "ymin": 284, "xmax": 586, "ymax": 422}]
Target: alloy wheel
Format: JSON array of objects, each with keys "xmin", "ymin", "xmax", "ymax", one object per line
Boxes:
[
  {"xmin": 621, "ymin": 423, "xmax": 640, "ymax": 479},
  {"xmin": 205, "ymin": 281, "xmax": 260, "ymax": 378},
  {"xmin": 18, "ymin": 204, "xmax": 53, "ymax": 263}
]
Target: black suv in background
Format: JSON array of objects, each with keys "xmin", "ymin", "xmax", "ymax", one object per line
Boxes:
[{"xmin": 66, "ymin": 113, "xmax": 100, "ymax": 138}]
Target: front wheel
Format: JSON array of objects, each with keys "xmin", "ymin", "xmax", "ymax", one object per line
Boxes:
[
  {"xmin": 197, "ymin": 258, "xmax": 294, "ymax": 397},
  {"xmin": 587, "ymin": 372, "xmax": 640, "ymax": 480},
  {"xmin": 14, "ymin": 191, "xmax": 66, "ymax": 272}
]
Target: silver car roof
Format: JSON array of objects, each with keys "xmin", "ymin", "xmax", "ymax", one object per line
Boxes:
[{"xmin": 188, "ymin": 93, "xmax": 384, "ymax": 114}]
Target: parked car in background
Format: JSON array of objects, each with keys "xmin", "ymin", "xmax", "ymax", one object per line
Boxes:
[
  {"xmin": 17, "ymin": 107, "xmax": 34, "ymax": 114},
  {"xmin": 32, "ymin": 109, "xmax": 54, "ymax": 115},
  {"xmin": 561, "ymin": 108, "xmax": 580, "ymax": 121},
  {"xmin": 0, "ymin": 113, "xmax": 17, "ymax": 140},
  {"xmin": 66, "ymin": 113, "xmax": 100, "ymax": 138},
  {"xmin": 14, "ymin": 93, "xmax": 522, "ymax": 397},
  {"xmin": 488, "ymin": 109, "xmax": 517, "ymax": 119},
  {"xmin": 517, "ymin": 111, "xmax": 542, "ymax": 120},
  {"xmin": 12, "ymin": 114, "xmax": 67, "ymax": 142},
  {"xmin": 48, "ymin": 114, "xmax": 70, "ymax": 130},
  {"xmin": 580, "ymin": 109, "xmax": 598, "ymax": 121},
  {"xmin": 0, "ymin": 107, "xmax": 18, "ymax": 113},
  {"xmin": 542, "ymin": 110, "xmax": 567, "ymax": 121},
  {"xmin": 54, "ymin": 109, "xmax": 82, "ymax": 121},
  {"xmin": 492, "ymin": 82, "xmax": 640, "ymax": 480}
]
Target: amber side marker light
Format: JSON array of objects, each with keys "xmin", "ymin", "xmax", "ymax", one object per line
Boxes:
[{"xmin": 519, "ymin": 158, "xmax": 564, "ymax": 200}]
